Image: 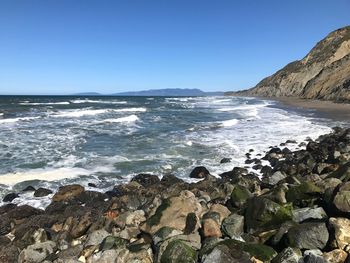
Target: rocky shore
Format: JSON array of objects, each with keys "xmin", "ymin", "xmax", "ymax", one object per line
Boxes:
[{"xmin": 1, "ymin": 127, "xmax": 350, "ymax": 262}]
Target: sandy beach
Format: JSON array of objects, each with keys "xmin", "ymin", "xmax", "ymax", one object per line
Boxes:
[{"xmin": 253, "ymin": 96, "xmax": 350, "ymax": 121}]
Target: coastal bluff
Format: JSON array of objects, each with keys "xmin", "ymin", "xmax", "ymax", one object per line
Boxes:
[
  {"xmin": 1, "ymin": 127, "xmax": 350, "ymax": 262},
  {"xmin": 227, "ymin": 26, "xmax": 350, "ymax": 102}
]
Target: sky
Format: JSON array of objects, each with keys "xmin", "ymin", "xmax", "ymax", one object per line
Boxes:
[{"xmin": 0, "ymin": 0, "xmax": 349, "ymax": 95}]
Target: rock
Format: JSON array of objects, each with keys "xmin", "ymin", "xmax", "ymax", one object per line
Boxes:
[
  {"xmin": 3, "ymin": 192, "xmax": 19, "ymax": 202},
  {"xmin": 88, "ymin": 182, "xmax": 97, "ymax": 187},
  {"xmin": 245, "ymin": 196, "xmax": 293, "ymax": 232},
  {"xmin": 205, "ymin": 239, "xmax": 277, "ymax": 262},
  {"xmin": 208, "ymin": 204, "xmax": 230, "ymax": 223},
  {"xmin": 189, "ymin": 166, "xmax": 210, "ymax": 179},
  {"xmin": 131, "ymin": 173, "xmax": 160, "ymax": 187},
  {"xmin": 0, "ymin": 245, "xmax": 20, "ymax": 263},
  {"xmin": 52, "ymin": 184, "xmax": 85, "ymax": 202},
  {"xmin": 141, "ymin": 190, "xmax": 202, "ymax": 234},
  {"xmin": 85, "ymin": 229, "xmax": 110, "ymax": 247},
  {"xmin": 303, "ymin": 249, "xmax": 328, "ymax": 263},
  {"xmin": 159, "ymin": 240, "xmax": 197, "ymax": 263},
  {"xmin": 286, "ymin": 181, "xmax": 322, "ymax": 205},
  {"xmin": 153, "ymin": 227, "xmax": 183, "ymax": 245},
  {"xmin": 184, "ymin": 213, "xmax": 198, "ymax": 235},
  {"xmin": 329, "ymin": 217, "xmax": 350, "ymax": 250},
  {"xmin": 18, "ymin": 241, "xmax": 57, "ymax": 263},
  {"xmin": 222, "ymin": 214, "xmax": 244, "ymax": 239},
  {"xmin": 220, "ymin": 158, "xmax": 231, "ymax": 164},
  {"xmin": 323, "ymin": 249, "xmax": 348, "ymax": 263},
  {"xmin": 70, "ymin": 212, "xmax": 93, "ymax": 238},
  {"xmin": 202, "ymin": 218, "xmax": 222, "ymax": 238},
  {"xmin": 286, "ymin": 222, "xmax": 329, "ymax": 250},
  {"xmin": 202, "ymin": 243, "xmax": 252, "ymax": 263},
  {"xmin": 34, "ymin": 188, "xmax": 53, "ymax": 197},
  {"xmin": 271, "ymin": 247, "xmax": 302, "ymax": 263},
  {"xmin": 292, "ymin": 207, "xmax": 327, "ymax": 223},
  {"xmin": 22, "ymin": 186, "xmax": 36, "ymax": 192},
  {"xmin": 99, "ymin": 236, "xmax": 126, "ymax": 251},
  {"xmin": 263, "ymin": 171, "xmax": 287, "ymax": 185},
  {"xmin": 160, "ymin": 174, "xmax": 185, "ymax": 186},
  {"xmin": 230, "ymin": 185, "xmax": 252, "ymax": 208},
  {"xmin": 333, "ymin": 190, "xmax": 350, "ymax": 212}
]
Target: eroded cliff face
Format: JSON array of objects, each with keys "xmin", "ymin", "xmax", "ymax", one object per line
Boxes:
[{"xmin": 233, "ymin": 26, "xmax": 350, "ymax": 102}]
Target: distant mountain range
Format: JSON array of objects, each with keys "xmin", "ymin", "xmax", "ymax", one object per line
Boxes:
[{"xmin": 73, "ymin": 88, "xmax": 224, "ymax": 96}]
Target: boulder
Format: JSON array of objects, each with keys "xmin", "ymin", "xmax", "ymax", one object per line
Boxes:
[
  {"xmin": 202, "ymin": 243, "xmax": 251, "ymax": 263},
  {"xmin": 18, "ymin": 241, "xmax": 57, "ymax": 263},
  {"xmin": 204, "ymin": 239, "xmax": 277, "ymax": 262},
  {"xmin": 286, "ymin": 181, "xmax": 322, "ymax": 205},
  {"xmin": 263, "ymin": 171, "xmax": 287, "ymax": 185},
  {"xmin": 131, "ymin": 173, "xmax": 160, "ymax": 187},
  {"xmin": 22, "ymin": 186, "xmax": 36, "ymax": 192},
  {"xmin": 286, "ymin": 222, "xmax": 329, "ymax": 250},
  {"xmin": 141, "ymin": 190, "xmax": 202, "ymax": 234},
  {"xmin": 292, "ymin": 207, "xmax": 327, "ymax": 223},
  {"xmin": 99, "ymin": 236, "xmax": 126, "ymax": 251},
  {"xmin": 52, "ymin": 185, "xmax": 84, "ymax": 202},
  {"xmin": 221, "ymin": 214, "xmax": 244, "ymax": 239},
  {"xmin": 202, "ymin": 218, "xmax": 222, "ymax": 238},
  {"xmin": 85, "ymin": 229, "xmax": 110, "ymax": 247},
  {"xmin": 230, "ymin": 185, "xmax": 252, "ymax": 208},
  {"xmin": 220, "ymin": 158, "xmax": 231, "ymax": 164},
  {"xmin": 323, "ymin": 249, "xmax": 348, "ymax": 263},
  {"xmin": 333, "ymin": 190, "xmax": 350, "ymax": 212},
  {"xmin": 245, "ymin": 196, "xmax": 293, "ymax": 232},
  {"xmin": 34, "ymin": 188, "xmax": 53, "ymax": 197},
  {"xmin": 189, "ymin": 166, "xmax": 210, "ymax": 179},
  {"xmin": 303, "ymin": 249, "xmax": 328, "ymax": 263},
  {"xmin": 3, "ymin": 192, "xmax": 19, "ymax": 202},
  {"xmin": 271, "ymin": 247, "xmax": 302, "ymax": 263},
  {"xmin": 160, "ymin": 240, "xmax": 197, "ymax": 263},
  {"xmin": 329, "ymin": 217, "xmax": 350, "ymax": 250}
]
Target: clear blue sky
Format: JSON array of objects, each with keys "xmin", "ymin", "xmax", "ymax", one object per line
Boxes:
[{"xmin": 0, "ymin": 0, "xmax": 349, "ymax": 95}]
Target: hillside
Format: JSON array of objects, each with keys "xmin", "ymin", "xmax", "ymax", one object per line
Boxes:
[{"xmin": 229, "ymin": 26, "xmax": 350, "ymax": 102}]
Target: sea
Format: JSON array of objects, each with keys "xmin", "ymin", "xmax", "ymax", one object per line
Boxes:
[{"xmin": 0, "ymin": 95, "xmax": 344, "ymax": 208}]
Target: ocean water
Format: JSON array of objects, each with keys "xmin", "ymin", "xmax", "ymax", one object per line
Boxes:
[{"xmin": 0, "ymin": 95, "xmax": 339, "ymax": 208}]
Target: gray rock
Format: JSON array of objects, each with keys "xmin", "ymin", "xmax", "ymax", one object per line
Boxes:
[
  {"xmin": 221, "ymin": 214, "xmax": 244, "ymax": 239},
  {"xmin": 272, "ymin": 247, "xmax": 302, "ymax": 263},
  {"xmin": 303, "ymin": 249, "xmax": 327, "ymax": 263},
  {"xmin": 292, "ymin": 207, "xmax": 327, "ymax": 223},
  {"xmin": 287, "ymin": 222, "xmax": 329, "ymax": 250},
  {"xmin": 202, "ymin": 243, "xmax": 251, "ymax": 263},
  {"xmin": 34, "ymin": 188, "xmax": 53, "ymax": 197},
  {"xmin": 18, "ymin": 241, "xmax": 57, "ymax": 263},
  {"xmin": 85, "ymin": 229, "xmax": 110, "ymax": 247},
  {"xmin": 264, "ymin": 171, "xmax": 287, "ymax": 185}
]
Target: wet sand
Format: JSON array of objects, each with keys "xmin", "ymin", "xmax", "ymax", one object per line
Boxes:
[{"xmin": 254, "ymin": 96, "xmax": 350, "ymax": 122}]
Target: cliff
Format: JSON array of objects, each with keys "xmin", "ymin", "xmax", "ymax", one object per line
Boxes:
[{"xmin": 229, "ymin": 26, "xmax": 350, "ymax": 102}]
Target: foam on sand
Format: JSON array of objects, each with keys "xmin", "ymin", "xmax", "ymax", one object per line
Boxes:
[{"xmin": 0, "ymin": 167, "xmax": 87, "ymax": 185}]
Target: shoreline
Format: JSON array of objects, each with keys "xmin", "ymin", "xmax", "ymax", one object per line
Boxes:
[
  {"xmin": 1, "ymin": 127, "xmax": 350, "ymax": 262},
  {"xmin": 247, "ymin": 95, "xmax": 350, "ymax": 122}
]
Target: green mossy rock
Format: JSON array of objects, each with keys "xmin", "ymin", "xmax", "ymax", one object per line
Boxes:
[
  {"xmin": 213, "ymin": 239, "xmax": 277, "ymax": 262},
  {"xmin": 230, "ymin": 185, "xmax": 251, "ymax": 207},
  {"xmin": 99, "ymin": 236, "xmax": 127, "ymax": 251},
  {"xmin": 245, "ymin": 196, "xmax": 293, "ymax": 232},
  {"xmin": 286, "ymin": 181, "xmax": 322, "ymax": 205},
  {"xmin": 160, "ymin": 240, "xmax": 197, "ymax": 263}
]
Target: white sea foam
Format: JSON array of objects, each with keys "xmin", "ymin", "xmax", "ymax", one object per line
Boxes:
[
  {"xmin": 112, "ymin": 107, "xmax": 146, "ymax": 112},
  {"xmin": 19, "ymin": 102, "xmax": 70, "ymax": 105},
  {"xmin": 53, "ymin": 107, "xmax": 146, "ymax": 118},
  {"xmin": 98, "ymin": 115, "xmax": 139, "ymax": 123},
  {"xmin": 70, "ymin": 99, "xmax": 127, "ymax": 104},
  {"xmin": 0, "ymin": 117, "xmax": 40, "ymax": 124},
  {"xmin": 221, "ymin": 119, "xmax": 239, "ymax": 127},
  {"xmin": 53, "ymin": 109, "xmax": 108, "ymax": 118}
]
